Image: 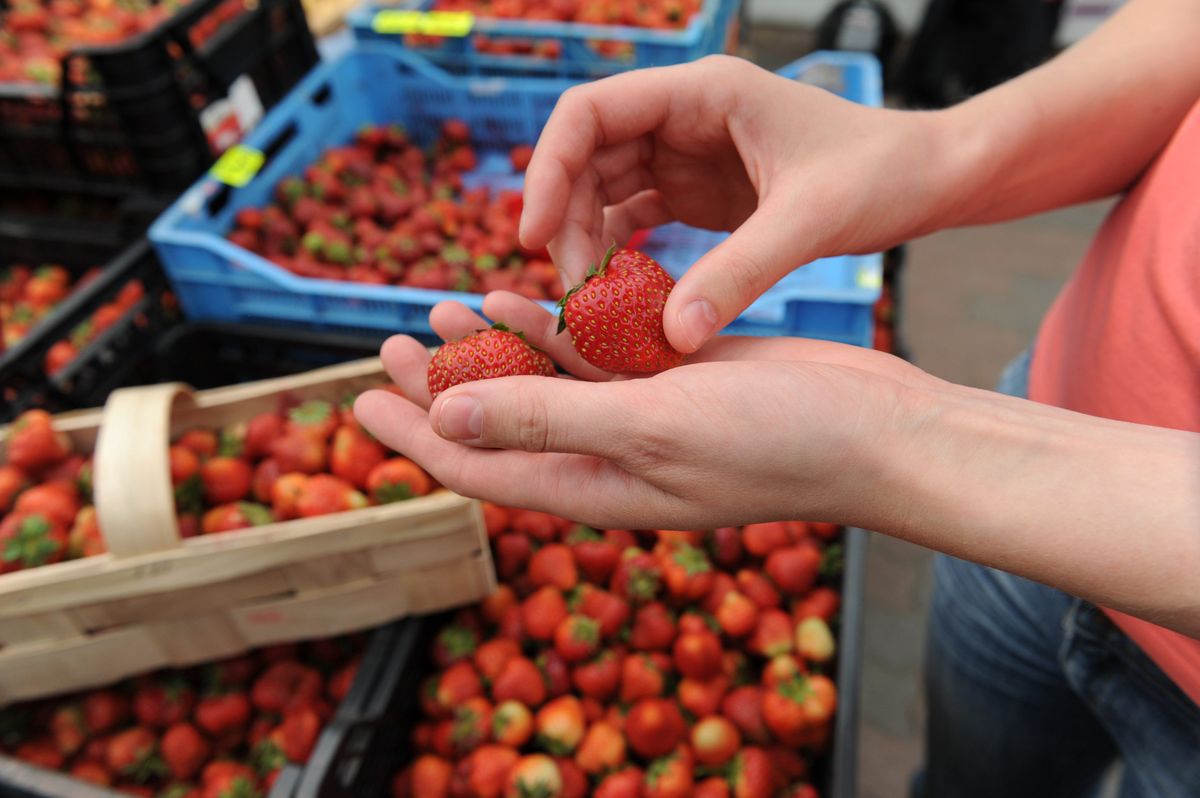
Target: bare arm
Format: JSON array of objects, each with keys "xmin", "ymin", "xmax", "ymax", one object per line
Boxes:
[{"xmin": 935, "ymin": 0, "xmax": 1200, "ymax": 229}]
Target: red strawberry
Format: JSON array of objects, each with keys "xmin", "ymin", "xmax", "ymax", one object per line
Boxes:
[
  {"xmin": 629, "ymin": 602, "xmax": 676, "ymax": 651},
  {"xmin": 491, "ymin": 656, "xmax": 546, "ymax": 707},
  {"xmin": 270, "ymin": 430, "xmax": 326, "ymax": 474},
  {"xmin": 194, "ymin": 693, "xmax": 251, "ymax": 736},
  {"xmin": 200, "ymin": 457, "xmax": 253, "ymax": 504},
  {"xmin": 427, "ymin": 324, "xmax": 555, "ymax": 399},
  {"xmin": 673, "ymin": 630, "xmax": 723, "ymax": 680},
  {"xmin": 366, "ymin": 458, "xmax": 431, "ymax": 503},
  {"xmin": 722, "ymin": 686, "xmax": 771, "ymax": 745},
  {"xmin": 557, "ymin": 246, "xmax": 683, "ymax": 373},
  {"xmin": 577, "ymin": 586, "xmax": 630, "ymax": 638},
  {"xmin": 13, "ymin": 481, "xmax": 78, "ymax": 525},
  {"xmin": 567, "ymin": 526, "xmax": 622, "ymax": 584},
  {"xmin": 792, "ymin": 587, "xmax": 840, "ymax": 623},
  {"xmin": 611, "ymin": 549, "xmax": 663, "ymax": 604},
  {"xmin": 244, "ymin": 412, "xmax": 284, "ymax": 458},
  {"xmin": 161, "ymin": 723, "xmax": 210, "ymax": 781},
  {"xmin": 475, "ymin": 638, "xmax": 521, "ymax": 681},
  {"xmin": 678, "ymin": 676, "xmax": 729, "ymax": 718},
  {"xmin": 201, "ymin": 502, "xmax": 274, "ymax": 534},
  {"xmin": 534, "ymin": 695, "xmax": 585, "ymax": 755},
  {"xmin": 620, "ymin": 653, "xmax": 668, "ymax": 703},
  {"xmin": 661, "ymin": 542, "xmax": 715, "ymax": 601},
  {"xmin": 749, "ymin": 610, "xmax": 795, "ymax": 658},
  {"xmin": 741, "ymin": 523, "xmax": 791, "ymax": 557},
  {"xmin": 252, "ymin": 661, "xmax": 324, "ymax": 713},
  {"xmin": 49, "ymin": 704, "xmax": 86, "ymax": 756},
  {"xmin": 7, "ymin": 409, "xmax": 72, "ymax": 473},
  {"xmin": 625, "ymin": 698, "xmax": 684, "ymax": 759},
  {"xmin": 730, "ymin": 748, "xmax": 777, "ymax": 798},
  {"xmin": 708, "ymin": 527, "xmax": 743, "ymax": 569},
  {"xmin": 105, "ymin": 727, "xmax": 160, "ymax": 779},
  {"xmin": 509, "ymin": 145, "xmax": 534, "ymax": 172},
  {"xmin": 737, "ymin": 570, "xmax": 782, "ymax": 610},
  {"xmin": 251, "ymin": 459, "xmax": 281, "ymax": 504},
  {"xmin": 645, "ymin": 751, "xmax": 693, "ymax": 798},
  {"xmin": 537, "ymin": 650, "xmax": 572, "ymax": 699},
  {"xmin": 493, "ymin": 700, "xmax": 534, "ymax": 748},
  {"xmin": 529, "ymin": 544, "xmax": 578, "ymax": 590},
  {"xmin": 69, "ymin": 760, "xmax": 112, "ymax": 787},
  {"xmin": 0, "ymin": 465, "xmax": 28, "ymax": 513},
  {"xmin": 575, "ymin": 720, "xmax": 625, "ymax": 775},
  {"xmin": 177, "ymin": 429, "xmax": 218, "ymax": 459},
  {"xmin": 287, "ymin": 399, "xmax": 338, "ymax": 441},
  {"xmin": 296, "ymin": 474, "xmax": 368, "ymax": 517},
  {"xmin": 133, "ymin": 678, "xmax": 195, "ymax": 727},
  {"xmin": 716, "ymin": 590, "xmax": 760, "ymax": 637},
  {"xmin": 596, "ymin": 768, "xmax": 644, "ymax": 798},
  {"xmin": 572, "ymin": 650, "xmax": 621, "ymax": 700},
  {"xmin": 554, "ymin": 615, "xmax": 601, "ymax": 663},
  {"xmin": 330, "ymin": 425, "xmax": 387, "ymax": 490},
  {"xmin": 84, "ymin": 690, "xmax": 130, "ymax": 734},
  {"xmin": 495, "ymin": 533, "xmax": 532, "ymax": 580},
  {"xmin": 521, "ymin": 586, "xmax": 568, "ymax": 641},
  {"xmin": 434, "ymin": 623, "xmax": 479, "ymax": 669},
  {"xmin": 765, "ymin": 543, "xmax": 822, "ymax": 597},
  {"xmin": 696, "ymin": 777, "xmax": 731, "ymax": 798}
]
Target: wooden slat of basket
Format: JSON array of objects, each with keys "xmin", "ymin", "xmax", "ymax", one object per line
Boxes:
[{"xmin": 0, "ymin": 483, "xmax": 476, "ymax": 618}]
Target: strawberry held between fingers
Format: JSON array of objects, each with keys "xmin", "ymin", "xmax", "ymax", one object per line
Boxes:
[
  {"xmin": 428, "ymin": 323, "xmax": 556, "ymax": 399},
  {"xmin": 557, "ymin": 245, "xmax": 684, "ymax": 374}
]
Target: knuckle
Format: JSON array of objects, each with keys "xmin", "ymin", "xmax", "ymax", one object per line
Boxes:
[
  {"xmin": 722, "ymin": 247, "xmax": 772, "ymax": 302},
  {"xmin": 513, "ymin": 393, "xmax": 553, "ymax": 453}
]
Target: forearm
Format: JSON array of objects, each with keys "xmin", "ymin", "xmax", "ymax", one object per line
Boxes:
[
  {"xmin": 923, "ymin": 0, "xmax": 1200, "ymax": 230},
  {"xmin": 862, "ymin": 383, "xmax": 1200, "ymax": 636}
]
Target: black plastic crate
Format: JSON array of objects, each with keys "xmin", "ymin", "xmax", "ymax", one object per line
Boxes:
[
  {"xmin": 295, "ymin": 529, "xmax": 867, "ymax": 798},
  {"xmin": 0, "ymin": 237, "xmax": 177, "ymax": 422},
  {"xmin": 0, "ymin": 0, "xmax": 319, "ymax": 197},
  {"xmin": 0, "ymin": 621, "xmax": 409, "ymax": 798}
]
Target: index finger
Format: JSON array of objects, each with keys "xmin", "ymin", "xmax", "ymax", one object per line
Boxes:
[{"xmin": 519, "ymin": 67, "xmax": 680, "ymax": 250}]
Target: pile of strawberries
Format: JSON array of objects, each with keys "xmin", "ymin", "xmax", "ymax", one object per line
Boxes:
[
  {"xmin": 0, "ymin": 634, "xmax": 364, "ymax": 797},
  {"xmin": 225, "ymin": 122, "xmax": 561, "ymax": 301},
  {"xmin": 403, "ymin": 0, "xmax": 704, "ymax": 60},
  {"xmin": 429, "ymin": 0, "xmax": 703, "ymax": 29},
  {"xmin": 0, "ymin": 390, "xmax": 434, "ymax": 573},
  {"xmin": 0, "ymin": 0, "xmax": 245, "ymax": 85},
  {"xmin": 0, "ymin": 262, "xmax": 160, "ymax": 377},
  {"xmin": 393, "ymin": 508, "xmax": 843, "ymax": 798}
]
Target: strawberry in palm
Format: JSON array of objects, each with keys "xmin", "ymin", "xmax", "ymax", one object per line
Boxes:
[
  {"xmin": 557, "ymin": 245, "xmax": 684, "ymax": 373},
  {"xmin": 427, "ymin": 323, "xmax": 555, "ymax": 399}
]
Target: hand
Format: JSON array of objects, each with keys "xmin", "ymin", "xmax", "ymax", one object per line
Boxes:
[
  {"xmin": 354, "ymin": 292, "xmax": 934, "ymax": 530},
  {"xmin": 518, "ymin": 55, "xmax": 954, "ymax": 353}
]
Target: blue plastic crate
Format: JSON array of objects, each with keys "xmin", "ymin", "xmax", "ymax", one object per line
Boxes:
[
  {"xmin": 150, "ymin": 47, "xmax": 883, "ymax": 346},
  {"xmin": 348, "ymin": 0, "xmax": 739, "ymax": 79}
]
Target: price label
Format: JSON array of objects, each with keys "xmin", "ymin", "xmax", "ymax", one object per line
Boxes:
[
  {"xmin": 209, "ymin": 144, "xmax": 265, "ymax": 188},
  {"xmin": 372, "ymin": 9, "xmax": 474, "ymax": 36},
  {"xmin": 856, "ymin": 263, "xmax": 883, "ymax": 290}
]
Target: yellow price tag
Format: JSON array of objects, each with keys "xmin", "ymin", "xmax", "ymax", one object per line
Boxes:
[
  {"xmin": 856, "ymin": 263, "xmax": 883, "ymax": 290},
  {"xmin": 210, "ymin": 144, "xmax": 265, "ymax": 188},
  {"xmin": 372, "ymin": 9, "xmax": 474, "ymax": 36}
]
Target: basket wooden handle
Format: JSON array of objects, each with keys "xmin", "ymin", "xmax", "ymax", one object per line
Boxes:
[{"xmin": 95, "ymin": 383, "xmax": 197, "ymax": 558}]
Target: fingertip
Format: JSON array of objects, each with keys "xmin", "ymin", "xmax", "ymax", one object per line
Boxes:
[{"xmin": 663, "ymin": 289, "xmax": 718, "ymax": 354}]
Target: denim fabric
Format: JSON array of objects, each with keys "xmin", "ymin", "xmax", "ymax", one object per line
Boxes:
[{"xmin": 912, "ymin": 349, "xmax": 1200, "ymax": 798}]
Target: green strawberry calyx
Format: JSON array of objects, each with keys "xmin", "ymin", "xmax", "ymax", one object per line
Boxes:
[{"xmin": 556, "ymin": 242, "xmax": 619, "ymax": 334}]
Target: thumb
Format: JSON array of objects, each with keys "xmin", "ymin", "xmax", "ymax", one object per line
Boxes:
[
  {"xmin": 663, "ymin": 199, "xmax": 816, "ymax": 353},
  {"xmin": 429, "ymin": 376, "xmax": 640, "ymax": 458}
]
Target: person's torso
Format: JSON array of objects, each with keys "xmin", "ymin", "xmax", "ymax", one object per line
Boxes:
[{"xmin": 1029, "ymin": 95, "xmax": 1200, "ymax": 706}]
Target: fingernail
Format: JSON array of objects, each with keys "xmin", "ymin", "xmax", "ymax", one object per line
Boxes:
[
  {"xmin": 679, "ymin": 299, "xmax": 717, "ymax": 350},
  {"xmin": 437, "ymin": 396, "xmax": 482, "ymax": 441}
]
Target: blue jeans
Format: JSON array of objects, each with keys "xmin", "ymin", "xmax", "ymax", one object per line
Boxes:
[{"xmin": 914, "ymin": 349, "xmax": 1200, "ymax": 798}]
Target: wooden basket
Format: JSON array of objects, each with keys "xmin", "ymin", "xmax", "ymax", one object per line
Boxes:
[{"xmin": 0, "ymin": 359, "xmax": 493, "ymax": 705}]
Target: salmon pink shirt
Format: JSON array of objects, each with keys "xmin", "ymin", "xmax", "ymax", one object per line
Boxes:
[{"xmin": 1029, "ymin": 97, "xmax": 1200, "ymax": 706}]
